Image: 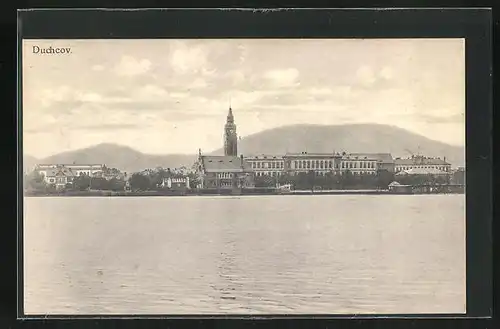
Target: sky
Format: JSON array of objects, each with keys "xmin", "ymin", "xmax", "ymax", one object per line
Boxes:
[{"xmin": 22, "ymin": 39, "xmax": 465, "ymax": 158}]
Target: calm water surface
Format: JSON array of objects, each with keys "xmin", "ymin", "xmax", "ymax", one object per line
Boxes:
[{"xmin": 23, "ymin": 195, "xmax": 465, "ymax": 315}]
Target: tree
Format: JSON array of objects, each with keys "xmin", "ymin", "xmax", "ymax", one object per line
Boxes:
[
  {"xmin": 376, "ymin": 169, "xmax": 395, "ymax": 189},
  {"xmin": 108, "ymin": 177, "xmax": 126, "ymax": 191},
  {"xmin": 73, "ymin": 174, "xmax": 91, "ymax": 191},
  {"xmin": 187, "ymin": 173, "xmax": 200, "ymax": 189},
  {"xmin": 340, "ymin": 170, "xmax": 354, "ymax": 189},
  {"xmin": 46, "ymin": 183, "xmax": 57, "ymax": 193},
  {"xmin": 90, "ymin": 177, "xmax": 109, "ymax": 190},
  {"xmin": 25, "ymin": 171, "xmax": 46, "ymax": 191},
  {"xmin": 129, "ymin": 173, "xmax": 151, "ymax": 191},
  {"xmin": 254, "ymin": 174, "xmax": 274, "ymax": 188}
]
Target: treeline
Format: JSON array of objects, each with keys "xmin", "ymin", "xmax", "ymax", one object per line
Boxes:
[
  {"xmin": 254, "ymin": 169, "xmax": 451, "ymax": 190},
  {"xmin": 23, "ymin": 167, "xmax": 200, "ymax": 193},
  {"xmin": 255, "ymin": 170, "xmax": 395, "ymax": 190},
  {"xmin": 24, "ymin": 165, "xmax": 457, "ymax": 195},
  {"xmin": 127, "ymin": 169, "xmax": 199, "ymax": 191}
]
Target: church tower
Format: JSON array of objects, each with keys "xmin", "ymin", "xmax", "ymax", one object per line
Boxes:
[{"xmin": 224, "ymin": 107, "xmax": 238, "ymax": 156}]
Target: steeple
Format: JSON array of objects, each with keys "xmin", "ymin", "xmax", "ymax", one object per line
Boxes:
[
  {"xmin": 227, "ymin": 106, "xmax": 234, "ymax": 124},
  {"xmin": 224, "ymin": 105, "xmax": 238, "ymax": 156}
]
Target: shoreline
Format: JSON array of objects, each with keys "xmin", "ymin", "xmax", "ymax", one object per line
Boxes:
[{"xmin": 23, "ymin": 189, "xmax": 465, "ymax": 197}]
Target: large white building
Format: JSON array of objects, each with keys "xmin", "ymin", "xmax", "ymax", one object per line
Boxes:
[
  {"xmin": 244, "ymin": 152, "xmax": 395, "ymax": 177},
  {"xmin": 35, "ymin": 164, "xmax": 105, "ymax": 177},
  {"xmin": 394, "ymin": 156, "xmax": 451, "ymax": 173}
]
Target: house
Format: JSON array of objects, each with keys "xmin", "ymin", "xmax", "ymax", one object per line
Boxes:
[
  {"xmin": 394, "ymin": 156, "xmax": 451, "ymax": 173},
  {"xmin": 42, "ymin": 166, "xmax": 76, "ymax": 190},
  {"xmin": 36, "ymin": 164, "xmax": 105, "ymax": 177},
  {"xmin": 388, "ymin": 181, "xmax": 412, "ymax": 194},
  {"xmin": 395, "ymin": 167, "xmax": 450, "ymax": 176},
  {"xmin": 160, "ymin": 176, "xmax": 191, "ymax": 189}
]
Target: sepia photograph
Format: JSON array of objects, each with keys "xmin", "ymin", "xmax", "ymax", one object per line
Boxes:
[{"xmin": 21, "ymin": 37, "xmax": 466, "ymax": 315}]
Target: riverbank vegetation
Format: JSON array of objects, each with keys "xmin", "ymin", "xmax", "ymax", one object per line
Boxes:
[{"xmin": 23, "ymin": 163, "xmax": 461, "ymax": 197}]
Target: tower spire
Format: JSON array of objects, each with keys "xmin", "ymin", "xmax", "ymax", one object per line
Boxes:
[
  {"xmin": 224, "ymin": 102, "xmax": 237, "ymax": 156},
  {"xmin": 227, "ymin": 105, "xmax": 234, "ymax": 123}
]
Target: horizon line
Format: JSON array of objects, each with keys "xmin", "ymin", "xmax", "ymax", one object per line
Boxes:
[{"xmin": 23, "ymin": 123, "xmax": 465, "ymax": 159}]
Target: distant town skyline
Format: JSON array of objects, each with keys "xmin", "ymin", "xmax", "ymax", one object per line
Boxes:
[{"xmin": 22, "ymin": 39, "xmax": 465, "ymax": 159}]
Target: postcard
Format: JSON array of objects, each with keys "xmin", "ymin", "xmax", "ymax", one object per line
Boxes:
[{"xmin": 21, "ymin": 35, "xmax": 467, "ymax": 315}]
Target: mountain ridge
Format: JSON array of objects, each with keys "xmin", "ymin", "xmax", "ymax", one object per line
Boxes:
[{"xmin": 23, "ymin": 124, "xmax": 465, "ymax": 173}]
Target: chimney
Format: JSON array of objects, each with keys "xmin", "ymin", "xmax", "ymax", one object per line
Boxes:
[
  {"xmin": 240, "ymin": 154, "xmax": 244, "ymax": 168},
  {"xmin": 444, "ymin": 156, "xmax": 446, "ymax": 163}
]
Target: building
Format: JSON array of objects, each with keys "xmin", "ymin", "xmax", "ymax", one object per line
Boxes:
[
  {"xmin": 388, "ymin": 181, "xmax": 412, "ymax": 194},
  {"xmin": 35, "ymin": 164, "xmax": 105, "ymax": 177},
  {"xmin": 195, "ymin": 107, "xmax": 255, "ymax": 190},
  {"xmin": 283, "ymin": 152, "xmax": 341, "ymax": 176},
  {"xmin": 394, "ymin": 155, "xmax": 451, "ymax": 173},
  {"xmin": 194, "ymin": 104, "xmax": 457, "ymax": 188},
  {"xmin": 196, "ymin": 154, "xmax": 254, "ymax": 189},
  {"xmin": 340, "ymin": 153, "xmax": 394, "ymax": 174},
  {"xmin": 160, "ymin": 176, "xmax": 191, "ymax": 189},
  {"xmin": 396, "ymin": 167, "xmax": 450, "ymax": 176},
  {"xmin": 245, "ymin": 152, "xmax": 393, "ymax": 177},
  {"xmin": 395, "ymin": 167, "xmax": 451, "ymax": 186},
  {"xmin": 245, "ymin": 154, "xmax": 286, "ymax": 177},
  {"xmin": 41, "ymin": 166, "xmax": 76, "ymax": 190},
  {"xmin": 224, "ymin": 107, "xmax": 238, "ymax": 157},
  {"xmin": 451, "ymin": 167, "xmax": 465, "ymax": 185}
]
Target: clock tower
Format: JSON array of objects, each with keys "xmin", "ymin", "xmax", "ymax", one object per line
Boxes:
[{"xmin": 224, "ymin": 107, "xmax": 238, "ymax": 156}]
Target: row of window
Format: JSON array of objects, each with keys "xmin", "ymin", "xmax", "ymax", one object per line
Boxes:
[
  {"xmin": 256, "ymin": 171, "xmax": 282, "ymax": 177},
  {"xmin": 250, "ymin": 161, "xmax": 284, "ymax": 169},
  {"xmin": 293, "ymin": 160, "xmax": 335, "ymax": 169},
  {"xmin": 342, "ymin": 161, "xmax": 376, "ymax": 169},
  {"xmin": 292, "ymin": 160, "xmax": 376, "ymax": 170},
  {"xmin": 249, "ymin": 160, "xmax": 379, "ymax": 170},
  {"xmin": 396, "ymin": 165, "xmax": 450, "ymax": 172},
  {"xmin": 256, "ymin": 171, "xmax": 377, "ymax": 177}
]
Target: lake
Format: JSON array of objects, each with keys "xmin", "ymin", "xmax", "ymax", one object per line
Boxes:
[{"xmin": 23, "ymin": 195, "xmax": 466, "ymax": 315}]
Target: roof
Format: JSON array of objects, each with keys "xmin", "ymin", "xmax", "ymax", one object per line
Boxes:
[
  {"xmin": 201, "ymin": 156, "xmax": 253, "ymax": 172},
  {"xmin": 245, "ymin": 154, "xmax": 285, "ymax": 160},
  {"xmin": 389, "ymin": 181, "xmax": 411, "ymax": 187},
  {"xmin": 396, "ymin": 168, "xmax": 449, "ymax": 175},
  {"xmin": 343, "ymin": 153, "xmax": 394, "ymax": 163},
  {"xmin": 44, "ymin": 167, "xmax": 75, "ymax": 177},
  {"xmin": 394, "ymin": 157, "xmax": 450, "ymax": 165},
  {"xmin": 37, "ymin": 164, "xmax": 104, "ymax": 170},
  {"xmin": 284, "ymin": 152, "xmax": 339, "ymax": 158}
]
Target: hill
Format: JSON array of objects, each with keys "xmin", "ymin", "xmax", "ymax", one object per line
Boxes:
[
  {"xmin": 23, "ymin": 124, "xmax": 465, "ymax": 172},
  {"xmin": 31, "ymin": 143, "xmax": 197, "ymax": 174},
  {"xmin": 23, "ymin": 155, "xmax": 39, "ymax": 172},
  {"xmin": 212, "ymin": 124, "xmax": 465, "ymax": 166}
]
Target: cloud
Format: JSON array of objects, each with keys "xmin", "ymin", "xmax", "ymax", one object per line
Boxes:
[
  {"xmin": 355, "ymin": 66, "xmax": 376, "ymax": 86},
  {"xmin": 188, "ymin": 78, "xmax": 207, "ymax": 89},
  {"xmin": 263, "ymin": 68, "xmax": 300, "ymax": 88},
  {"xmin": 73, "ymin": 123, "xmax": 145, "ymax": 131},
  {"xmin": 78, "ymin": 92, "xmax": 103, "ymax": 103},
  {"xmin": 170, "ymin": 92, "xmax": 189, "ymax": 99},
  {"xmin": 225, "ymin": 70, "xmax": 246, "ymax": 85},
  {"xmin": 114, "ymin": 55, "xmax": 152, "ymax": 76},
  {"xmin": 379, "ymin": 66, "xmax": 394, "ymax": 80},
  {"xmin": 92, "ymin": 65, "xmax": 105, "ymax": 71},
  {"xmin": 417, "ymin": 113, "xmax": 465, "ymax": 124},
  {"xmin": 169, "ymin": 42, "xmax": 210, "ymax": 74},
  {"xmin": 135, "ymin": 84, "xmax": 168, "ymax": 99}
]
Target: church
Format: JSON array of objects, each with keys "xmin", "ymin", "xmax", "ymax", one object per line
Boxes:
[{"xmin": 195, "ymin": 107, "xmax": 255, "ymax": 191}]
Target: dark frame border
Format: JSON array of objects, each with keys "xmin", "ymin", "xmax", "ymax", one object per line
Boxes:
[{"xmin": 16, "ymin": 7, "xmax": 492, "ymax": 322}]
